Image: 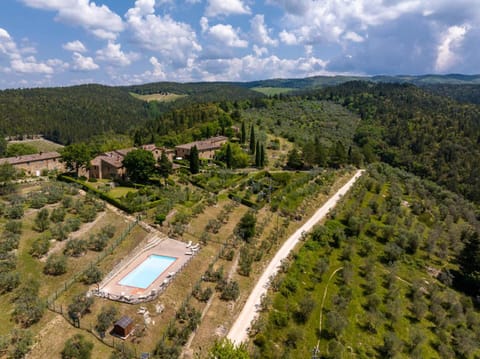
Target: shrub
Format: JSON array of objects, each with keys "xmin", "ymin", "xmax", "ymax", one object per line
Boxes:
[
  {"xmin": 5, "ymin": 220, "xmax": 22, "ymax": 234},
  {"xmin": 64, "ymin": 239, "xmax": 88, "ymax": 257},
  {"xmin": 235, "ymin": 211, "xmax": 256, "ymax": 242},
  {"xmin": 67, "ymin": 293, "xmax": 94, "ymax": 320},
  {"xmin": 87, "ymin": 234, "xmax": 108, "ymax": 252},
  {"xmin": 0, "ymin": 271, "xmax": 20, "ymax": 293},
  {"xmin": 34, "ymin": 208, "xmax": 50, "ymax": 232},
  {"xmin": 44, "ymin": 254, "xmax": 67, "ymax": 275},
  {"xmin": 95, "ymin": 306, "xmax": 117, "ymax": 337},
  {"xmin": 50, "ymin": 207, "xmax": 66, "ymax": 223},
  {"xmin": 82, "ymin": 266, "xmax": 102, "ymax": 284},
  {"xmin": 61, "ymin": 334, "xmax": 93, "ymax": 359},
  {"xmin": 220, "ymin": 280, "xmax": 240, "ymax": 301},
  {"xmin": 65, "ymin": 217, "xmax": 81, "ymax": 232},
  {"xmin": 7, "ymin": 205, "xmax": 24, "ymax": 219},
  {"xmin": 29, "ymin": 236, "xmax": 51, "ymax": 258}
]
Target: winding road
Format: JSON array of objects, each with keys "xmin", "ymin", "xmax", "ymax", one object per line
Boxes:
[{"xmin": 227, "ymin": 169, "xmax": 365, "ymax": 345}]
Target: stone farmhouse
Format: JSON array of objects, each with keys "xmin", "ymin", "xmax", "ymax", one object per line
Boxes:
[
  {"xmin": 175, "ymin": 136, "xmax": 228, "ymax": 160},
  {"xmin": 0, "ymin": 151, "xmax": 65, "ymax": 176},
  {"xmin": 87, "ymin": 144, "xmax": 175, "ymax": 180},
  {"xmin": 0, "ymin": 136, "xmax": 228, "ymax": 179}
]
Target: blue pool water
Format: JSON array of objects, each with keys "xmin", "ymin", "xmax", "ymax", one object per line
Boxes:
[{"xmin": 119, "ymin": 255, "xmax": 176, "ymax": 289}]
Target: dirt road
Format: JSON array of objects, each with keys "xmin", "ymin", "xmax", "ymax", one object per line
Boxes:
[{"xmin": 227, "ymin": 169, "xmax": 365, "ymax": 344}]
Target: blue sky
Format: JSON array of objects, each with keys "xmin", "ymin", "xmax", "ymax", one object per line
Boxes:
[{"xmin": 0, "ymin": 0, "xmax": 479, "ymax": 88}]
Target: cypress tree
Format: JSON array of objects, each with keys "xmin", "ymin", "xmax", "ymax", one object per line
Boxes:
[
  {"xmin": 189, "ymin": 145, "xmax": 200, "ymax": 174},
  {"xmin": 255, "ymin": 141, "xmax": 261, "ymax": 167},
  {"xmin": 260, "ymin": 145, "xmax": 265, "ymax": 167},
  {"xmin": 226, "ymin": 143, "xmax": 233, "ymax": 169},
  {"xmin": 249, "ymin": 124, "xmax": 255, "ymax": 154},
  {"xmin": 241, "ymin": 121, "xmax": 246, "ymax": 144}
]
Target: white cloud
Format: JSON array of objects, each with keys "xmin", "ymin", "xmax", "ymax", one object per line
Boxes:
[
  {"xmin": 200, "ymin": 17, "xmax": 209, "ymax": 33},
  {"xmin": 10, "ymin": 57, "xmax": 54, "ymax": 74},
  {"xmin": 435, "ymin": 24, "xmax": 469, "ymax": 72},
  {"xmin": 96, "ymin": 42, "xmax": 139, "ymax": 67},
  {"xmin": 72, "ymin": 52, "xmax": 99, "ymax": 71},
  {"xmin": 279, "ymin": 30, "xmax": 298, "ymax": 45},
  {"xmin": 250, "ymin": 15, "xmax": 278, "ymax": 47},
  {"xmin": 62, "ymin": 40, "xmax": 87, "ymax": 53},
  {"xmin": 253, "ymin": 45, "xmax": 268, "ymax": 56},
  {"xmin": 343, "ymin": 31, "xmax": 364, "ymax": 43},
  {"xmin": 22, "ymin": 0, "xmax": 124, "ymax": 40},
  {"xmin": 198, "ymin": 54, "xmax": 328, "ymax": 81},
  {"xmin": 149, "ymin": 56, "xmax": 166, "ymax": 79},
  {"xmin": 268, "ymin": 0, "xmax": 424, "ymax": 46},
  {"xmin": 0, "ymin": 27, "xmax": 65, "ymax": 74},
  {"xmin": 205, "ymin": 0, "xmax": 251, "ymax": 17},
  {"xmin": 207, "ymin": 24, "xmax": 248, "ymax": 48},
  {"xmin": 125, "ymin": 0, "xmax": 201, "ymax": 66}
]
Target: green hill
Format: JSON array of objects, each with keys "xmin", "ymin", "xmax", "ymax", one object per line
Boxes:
[{"xmin": 254, "ymin": 163, "xmax": 480, "ymax": 358}]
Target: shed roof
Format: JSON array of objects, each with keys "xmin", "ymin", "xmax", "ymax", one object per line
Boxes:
[{"xmin": 115, "ymin": 316, "xmax": 133, "ymax": 329}]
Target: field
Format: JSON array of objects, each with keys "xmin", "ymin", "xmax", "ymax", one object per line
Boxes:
[
  {"xmin": 252, "ymin": 164, "xmax": 480, "ymax": 359},
  {"xmin": 130, "ymin": 92, "xmax": 188, "ymax": 102},
  {"xmin": 6, "ymin": 138, "xmax": 63, "ymax": 154},
  {"xmin": 251, "ymin": 87, "xmax": 295, "ymax": 95}
]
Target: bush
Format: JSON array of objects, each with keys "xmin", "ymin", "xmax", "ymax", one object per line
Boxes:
[
  {"xmin": 220, "ymin": 280, "xmax": 240, "ymax": 301},
  {"xmin": 34, "ymin": 208, "xmax": 50, "ymax": 232},
  {"xmin": 7, "ymin": 205, "xmax": 24, "ymax": 219},
  {"xmin": 67, "ymin": 293, "xmax": 94, "ymax": 320},
  {"xmin": 61, "ymin": 334, "xmax": 93, "ymax": 359},
  {"xmin": 235, "ymin": 211, "xmax": 256, "ymax": 242},
  {"xmin": 44, "ymin": 254, "xmax": 67, "ymax": 275},
  {"xmin": 82, "ymin": 266, "xmax": 102, "ymax": 284},
  {"xmin": 51, "ymin": 223, "xmax": 70, "ymax": 241},
  {"xmin": 87, "ymin": 233, "xmax": 108, "ymax": 252},
  {"xmin": 64, "ymin": 239, "xmax": 88, "ymax": 257},
  {"xmin": 29, "ymin": 236, "xmax": 51, "ymax": 258},
  {"xmin": 5, "ymin": 220, "xmax": 22, "ymax": 234},
  {"xmin": 12, "ymin": 281, "xmax": 45, "ymax": 327},
  {"xmin": 95, "ymin": 306, "xmax": 117, "ymax": 336},
  {"xmin": 50, "ymin": 207, "xmax": 66, "ymax": 223},
  {"xmin": 65, "ymin": 217, "xmax": 81, "ymax": 232},
  {"xmin": 0, "ymin": 271, "xmax": 20, "ymax": 293}
]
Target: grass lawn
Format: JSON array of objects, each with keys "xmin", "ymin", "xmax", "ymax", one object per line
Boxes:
[
  {"xmin": 108, "ymin": 186, "xmax": 137, "ymax": 198},
  {"xmin": 7, "ymin": 139, "xmax": 63, "ymax": 153},
  {"xmin": 130, "ymin": 92, "xmax": 188, "ymax": 102}
]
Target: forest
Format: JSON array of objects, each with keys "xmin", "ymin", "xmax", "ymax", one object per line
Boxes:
[{"xmin": 308, "ymin": 81, "xmax": 480, "ymax": 203}]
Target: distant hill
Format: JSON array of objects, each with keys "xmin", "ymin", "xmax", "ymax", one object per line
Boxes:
[
  {"xmin": 124, "ymin": 82, "xmax": 264, "ymax": 105},
  {"xmin": 232, "ymin": 74, "xmax": 480, "ymax": 93},
  {"xmin": 0, "ymin": 82, "xmax": 264, "ymax": 144}
]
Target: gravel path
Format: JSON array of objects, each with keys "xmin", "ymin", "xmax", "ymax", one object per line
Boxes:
[{"xmin": 227, "ymin": 169, "xmax": 365, "ymax": 345}]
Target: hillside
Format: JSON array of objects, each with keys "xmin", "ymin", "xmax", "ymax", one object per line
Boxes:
[
  {"xmin": 309, "ymin": 81, "xmax": 480, "ymax": 203},
  {"xmin": 0, "ymin": 84, "xmax": 149, "ymax": 144},
  {"xmin": 124, "ymin": 81, "xmax": 264, "ymax": 106},
  {"xmin": 253, "ymin": 164, "xmax": 480, "ymax": 358},
  {"xmin": 0, "ymin": 82, "xmax": 263, "ymax": 145}
]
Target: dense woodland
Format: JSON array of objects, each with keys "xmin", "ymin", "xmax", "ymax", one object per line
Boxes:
[
  {"xmin": 307, "ymin": 82, "xmax": 480, "ymax": 203},
  {"xmin": 0, "ymin": 83, "xmax": 263, "ymax": 145}
]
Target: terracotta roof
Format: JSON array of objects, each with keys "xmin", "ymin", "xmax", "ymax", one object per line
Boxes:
[
  {"xmin": 0, "ymin": 151, "xmax": 61, "ymax": 165},
  {"xmin": 175, "ymin": 136, "xmax": 228, "ymax": 151}
]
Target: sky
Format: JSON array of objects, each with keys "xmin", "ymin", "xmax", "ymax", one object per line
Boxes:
[{"xmin": 0, "ymin": 0, "xmax": 479, "ymax": 88}]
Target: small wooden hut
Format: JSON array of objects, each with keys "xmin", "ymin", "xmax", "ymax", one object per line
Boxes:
[{"xmin": 113, "ymin": 316, "xmax": 134, "ymax": 338}]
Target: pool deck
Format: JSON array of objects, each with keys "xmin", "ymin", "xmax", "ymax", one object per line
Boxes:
[{"xmin": 97, "ymin": 236, "xmax": 197, "ymax": 303}]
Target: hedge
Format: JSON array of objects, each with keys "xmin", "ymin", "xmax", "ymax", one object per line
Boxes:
[
  {"xmin": 57, "ymin": 174, "xmax": 133, "ymax": 213},
  {"xmin": 228, "ymin": 193, "xmax": 260, "ymax": 210}
]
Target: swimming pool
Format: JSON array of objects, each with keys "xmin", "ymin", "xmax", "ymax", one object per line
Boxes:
[{"xmin": 119, "ymin": 254, "xmax": 176, "ymax": 289}]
